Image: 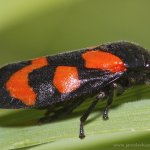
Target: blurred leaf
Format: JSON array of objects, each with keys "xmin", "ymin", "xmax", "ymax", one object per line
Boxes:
[
  {"xmin": 0, "ymin": 0, "xmax": 150, "ymax": 150},
  {"xmin": 0, "ymin": 0, "xmax": 78, "ymax": 32},
  {"xmin": 0, "ymin": 86, "xmax": 150, "ymax": 149}
]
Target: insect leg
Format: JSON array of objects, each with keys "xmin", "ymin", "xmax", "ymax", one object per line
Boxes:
[
  {"xmin": 38, "ymin": 99, "xmax": 85, "ymax": 123},
  {"xmin": 103, "ymin": 88, "xmax": 113, "ymax": 120},
  {"xmin": 49, "ymin": 98, "xmax": 86, "ymax": 120},
  {"xmin": 102, "ymin": 83, "xmax": 125, "ymax": 120},
  {"xmin": 113, "ymin": 83, "xmax": 125, "ymax": 96},
  {"xmin": 64, "ymin": 99, "xmax": 86, "ymax": 114},
  {"xmin": 43, "ymin": 106, "xmax": 55, "ymax": 117},
  {"xmin": 79, "ymin": 92, "xmax": 105, "ymax": 139}
]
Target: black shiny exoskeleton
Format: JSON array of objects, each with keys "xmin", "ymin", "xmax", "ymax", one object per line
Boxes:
[{"xmin": 0, "ymin": 41, "xmax": 149, "ymax": 139}]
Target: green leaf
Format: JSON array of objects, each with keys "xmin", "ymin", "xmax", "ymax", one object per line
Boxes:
[
  {"xmin": 0, "ymin": 0, "xmax": 150, "ymax": 150},
  {"xmin": 0, "ymin": 86, "xmax": 150, "ymax": 150}
]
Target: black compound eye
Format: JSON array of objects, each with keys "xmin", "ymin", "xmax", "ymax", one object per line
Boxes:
[
  {"xmin": 146, "ymin": 64, "xmax": 149, "ymax": 68},
  {"xmin": 145, "ymin": 61, "xmax": 150, "ymax": 74},
  {"xmin": 146, "ymin": 61, "xmax": 150, "ymax": 69}
]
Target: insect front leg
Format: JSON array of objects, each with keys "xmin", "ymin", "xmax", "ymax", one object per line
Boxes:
[
  {"xmin": 102, "ymin": 88, "xmax": 113, "ymax": 120},
  {"xmin": 102, "ymin": 83, "xmax": 126, "ymax": 120},
  {"xmin": 79, "ymin": 92, "xmax": 106, "ymax": 139},
  {"xmin": 113, "ymin": 83, "xmax": 126, "ymax": 96}
]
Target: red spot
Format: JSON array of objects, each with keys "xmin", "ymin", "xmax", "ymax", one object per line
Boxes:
[
  {"xmin": 82, "ymin": 50, "xmax": 126, "ymax": 73},
  {"xmin": 53, "ymin": 66, "xmax": 80, "ymax": 93},
  {"xmin": 6, "ymin": 57, "xmax": 48, "ymax": 106}
]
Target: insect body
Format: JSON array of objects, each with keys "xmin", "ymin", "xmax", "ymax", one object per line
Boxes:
[{"xmin": 0, "ymin": 41, "xmax": 149, "ymax": 138}]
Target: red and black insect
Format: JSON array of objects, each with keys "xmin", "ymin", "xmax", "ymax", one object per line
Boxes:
[{"xmin": 0, "ymin": 41, "xmax": 149, "ymax": 138}]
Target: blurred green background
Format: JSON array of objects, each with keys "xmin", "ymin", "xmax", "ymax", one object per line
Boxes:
[{"xmin": 0, "ymin": 0, "xmax": 150, "ymax": 150}]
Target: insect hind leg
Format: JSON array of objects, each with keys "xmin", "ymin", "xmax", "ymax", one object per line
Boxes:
[{"xmin": 38, "ymin": 99, "xmax": 86, "ymax": 124}]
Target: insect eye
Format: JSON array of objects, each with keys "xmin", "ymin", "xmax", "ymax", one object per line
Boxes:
[
  {"xmin": 145, "ymin": 61, "xmax": 150, "ymax": 73},
  {"xmin": 145, "ymin": 63, "xmax": 150, "ymax": 68},
  {"xmin": 146, "ymin": 61, "xmax": 150, "ymax": 69},
  {"xmin": 145, "ymin": 60, "xmax": 150, "ymax": 68}
]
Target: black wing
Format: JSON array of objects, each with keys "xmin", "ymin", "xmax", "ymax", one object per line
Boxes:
[{"xmin": 29, "ymin": 66, "xmax": 125, "ymax": 108}]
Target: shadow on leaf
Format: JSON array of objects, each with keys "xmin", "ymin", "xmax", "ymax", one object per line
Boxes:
[{"xmin": 0, "ymin": 85, "xmax": 149, "ymax": 128}]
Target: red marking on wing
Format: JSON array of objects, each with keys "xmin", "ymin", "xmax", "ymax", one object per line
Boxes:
[
  {"xmin": 6, "ymin": 57, "xmax": 48, "ymax": 106},
  {"xmin": 53, "ymin": 66, "xmax": 80, "ymax": 93},
  {"xmin": 82, "ymin": 50, "xmax": 126, "ymax": 73}
]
